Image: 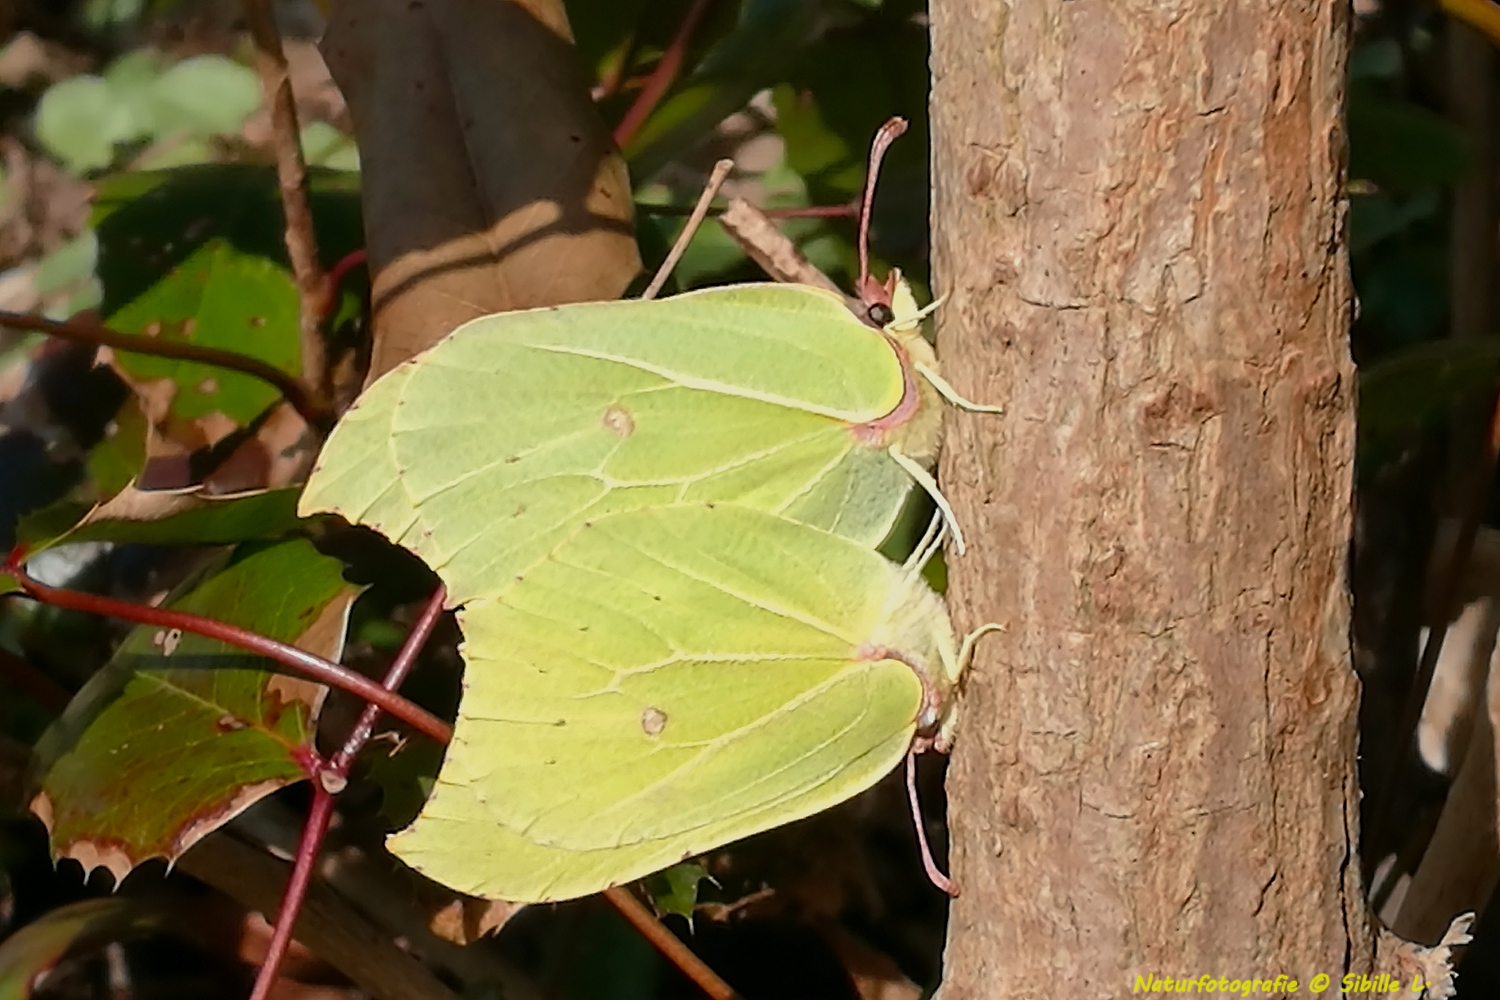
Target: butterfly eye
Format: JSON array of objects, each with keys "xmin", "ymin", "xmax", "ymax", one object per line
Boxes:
[{"xmin": 866, "ymin": 302, "xmax": 895, "ymax": 327}]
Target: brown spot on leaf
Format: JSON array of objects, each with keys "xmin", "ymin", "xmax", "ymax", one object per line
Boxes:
[
  {"xmin": 197, "ymin": 377, "xmax": 218, "ymax": 395},
  {"xmin": 249, "ymin": 315, "xmax": 267, "ymax": 328},
  {"xmin": 601, "ymin": 405, "xmax": 634, "ymax": 437},
  {"xmin": 641, "ymin": 707, "xmax": 668, "ymax": 736}
]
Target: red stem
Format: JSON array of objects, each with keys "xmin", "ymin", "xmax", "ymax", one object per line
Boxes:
[
  {"xmin": 249, "ymin": 586, "xmax": 448, "ymax": 1000},
  {"xmin": 248, "ymin": 782, "xmax": 336, "ymax": 1000},
  {"xmin": 320, "ymin": 249, "xmax": 368, "ymax": 325},
  {"xmin": 604, "ymin": 886, "xmax": 741, "ymax": 1000},
  {"xmin": 3, "ymin": 557, "xmax": 450, "ymax": 745},
  {"xmin": 330, "ymin": 586, "xmax": 447, "ymax": 774},
  {"xmin": 613, "ymin": 0, "xmax": 713, "ymax": 150},
  {"xmin": 763, "ymin": 203, "xmax": 859, "ymax": 221}
]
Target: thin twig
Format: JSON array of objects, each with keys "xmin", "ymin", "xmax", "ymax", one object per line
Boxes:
[
  {"xmin": 329, "ymin": 586, "xmax": 447, "ymax": 772},
  {"xmin": 604, "ymin": 887, "xmax": 741, "ymax": 1000},
  {"xmin": 2, "ymin": 559, "xmax": 449, "ymax": 745},
  {"xmin": 249, "ymin": 785, "xmax": 337, "ymax": 1000},
  {"xmin": 0, "ymin": 309, "xmax": 328, "ymax": 427},
  {"xmin": 717, "ymin": 198, "xmax": 848, "ymax": 300},
  {"xmin": 250, "ymin": 586, "xmax": 448, "ymax": 1000},
  {"xmin": 244, "ymin": 0, "xmax": 330, "ymax": 408},
  {"xmin": 613, "ymin": 0, "xmax": 714, "ymax": 150},
  {"xmin": 643, "ymin": 159, "xmax": 735, "ymax": 300}
]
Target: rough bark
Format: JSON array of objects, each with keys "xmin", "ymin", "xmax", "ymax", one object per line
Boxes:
[{"xmin": 929, "ymin": 0, "xmax": 1375, "ymax": 994}]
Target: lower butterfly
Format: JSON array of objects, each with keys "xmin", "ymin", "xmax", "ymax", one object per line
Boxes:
[{"xmin": 384, "ymin": 503, "xmax": 993, "ymax": 903}]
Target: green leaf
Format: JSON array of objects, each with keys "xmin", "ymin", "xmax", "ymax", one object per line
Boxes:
[
  {"xmin": 33, "ymin": 232, "xmax": 99, "ymax": 298},
  {"xmin": 0, "ymin": 899, "xmax": 161, "ymax": 1000},
  {"xmin": 105, "ymin": 239, "xmax": 301, "ymax": 425},
  {"xmin": 1349, "ymin": 38, "xmax": 1402, "ymax": 80},
  {"xmin": 93, "ymin": 164, "xmax": 363, "ymax": 322},
  {"xmin": 643, "ymin": 861, "xmax": 709, "ymax": 920},
  {"xmin": 1359, "ymin": 337, "xmax": 1500, "ymax": 439},
  {"xmin": 18, "ymin": 486, "xmax": 305, "ymax": 555},
  {"xmin": 1356, "ymin": 241, "xmax": 1448, "ymax": 349},
  {"xmin": 1348, "ymin": 88, "xmax": 1471, "ymax": 193},
  {"xmin": 300, "ymin": 121, "xmax": 361, "ymax": 172},
  {"xmin": 567, "ymin": 0, "xmax": 653, "ymax": 84},
  {"xmin": 34, "ymin": 76, "xmax": 135, "ymax": 174},
  {"xmin": 150, "ymin": 56, "xmax": 260, "ymax": 137},
  {"xmin": 364, "ymin": 736, "xmax": 445, "ymax": 830},
  {"xmin": 85, "ymin": 398, "xmax": 150, "ymax": 499},
  {"xmin": 624, "ymin": 0, "xmax": 823, "ymax": 180},
  {"xmin": 1348, "ymin": 191, "xmax": 1439, "ymax": 256},
  {"xmin": 28, "ymin": 540, "xmax": 358, "ymax": 880}
]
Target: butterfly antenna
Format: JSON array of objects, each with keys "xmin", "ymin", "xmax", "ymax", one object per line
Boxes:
[
  {"xmin": 890, "ymin": 449, "xmax": 966, "ymax": 554},
  {"xmin": 914, "ymin": 361, "xmax": 1006, "ymax": 415},
  {"xmin": 906, "ymin": 750, "xmax": 958, "ymax": 896},
  {"xmin": 903, "ymin": 504, "xmax": 948, "ymax": 575},
  {"xmin": 643, "ymin": 158, "xmax": 735, "ymax": 300},
  {"xmin": 857, "ymin": 117, "xmax": 909, "ymax": 297}
]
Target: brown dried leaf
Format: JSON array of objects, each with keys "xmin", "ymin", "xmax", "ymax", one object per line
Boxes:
[
  {"xmin": 428, "ymin": 896, "xmax": 527, "ymax": 944},
  {"xmin": 322, "ymin": 0, "xmax": 640, "ymax": 381}
]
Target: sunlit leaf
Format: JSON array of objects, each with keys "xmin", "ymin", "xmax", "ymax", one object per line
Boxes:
[
  {"xmin": 105, "ymin": 239, "xmax": 300, "ymax": 425},
  {"xmin": 28, "ymin": 540, "xmax": 358, "ymax": 881},
  {"xmin": 17, "ymin": 486, "xmax": 304, "ymax": 555}
]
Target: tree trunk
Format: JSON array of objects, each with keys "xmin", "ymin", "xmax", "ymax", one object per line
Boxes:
[{"xmin": 929, "ymin": 0, "xmax": 1375, "ymax": 993}]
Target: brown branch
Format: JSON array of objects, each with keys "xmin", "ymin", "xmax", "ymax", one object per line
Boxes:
[
  {"xmin": 244, "ymin": 0, "xmax": 330, "ymax": 407},
  {"xmin": 0, "ymin": 309, "xmax": 329, "ymax": 428},
  {"xmin": 716, "ymin": 198, "xmax": 849, "ymax": 300},
  {"xmin": 642, "ymin": 159, "xmax": 734, "ymax": 300},
  {"xmin": 604, "ymin": 887, "xmax": 741, "ymax": 1000}
]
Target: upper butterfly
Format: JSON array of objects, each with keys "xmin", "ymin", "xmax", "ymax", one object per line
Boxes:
[{"xmin": 299, "ymin": 281, "xmax": 991, "ymax": 606}]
